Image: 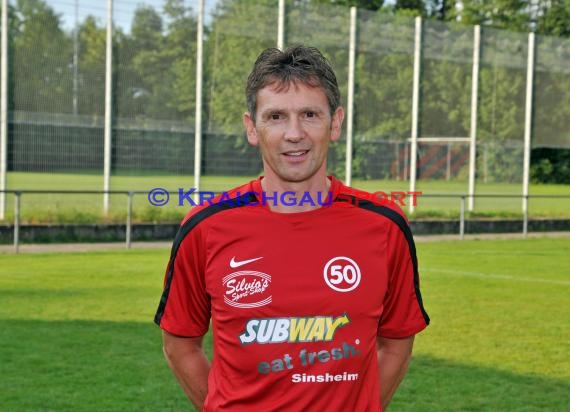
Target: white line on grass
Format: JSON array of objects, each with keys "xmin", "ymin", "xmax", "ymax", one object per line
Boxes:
[{"xmin": 423, "ymin": 268, "xmax": 570, "ymax": 286}]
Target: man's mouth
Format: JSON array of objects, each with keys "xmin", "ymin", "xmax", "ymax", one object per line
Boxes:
[{"xmin": 283, "ymin": 150, "xmax": 309, "ymax": 157}]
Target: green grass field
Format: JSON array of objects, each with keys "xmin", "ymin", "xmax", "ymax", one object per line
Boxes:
[
  {"xmin": 1, "ymin": 237, "xmax": 568, "ymax": 411},
  {"xmin": 2, "ymin": 171, "xmax": 570, "ymax": 223}
]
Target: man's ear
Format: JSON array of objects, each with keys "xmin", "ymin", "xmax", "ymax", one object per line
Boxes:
[
  {"xmin": 330, "ymin": 106, "xmax": 345, "ymax": 142},
  {"xmin": 243, "ymin": 112, "xmax": 259, "ymax": 146}
]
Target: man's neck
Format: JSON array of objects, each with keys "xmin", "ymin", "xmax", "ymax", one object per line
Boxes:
[{"xmin": 260, "ymin": 176, "xmax": 332, "ymax": 213}]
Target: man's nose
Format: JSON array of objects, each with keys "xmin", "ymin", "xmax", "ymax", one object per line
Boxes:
[{"xmin": 284, "ymin": 117, "xmax": 304, "ymax": 142}]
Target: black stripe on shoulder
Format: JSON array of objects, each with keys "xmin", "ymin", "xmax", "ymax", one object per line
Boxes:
[
  {"xmin": 154, "ymin": 193, "xmax": 257, "ymax": 326},
  {"xmin": 336, "ymin": 196, "xmax": 430, "ymax": 326}
]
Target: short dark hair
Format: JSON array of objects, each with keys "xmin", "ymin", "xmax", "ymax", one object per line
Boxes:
[{"xmin": 246, "ymin": 45, "xmax": 341, "ymax": 121}]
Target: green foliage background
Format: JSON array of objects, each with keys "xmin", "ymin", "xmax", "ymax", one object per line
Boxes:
[{"xmin": 2, "ymin": 0, "xmax": 570, "ymax": 182}]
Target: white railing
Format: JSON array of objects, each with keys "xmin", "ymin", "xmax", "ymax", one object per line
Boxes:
[{"xmin": 2, "ymin": 190, "xmax": 569, "ymax": 253}]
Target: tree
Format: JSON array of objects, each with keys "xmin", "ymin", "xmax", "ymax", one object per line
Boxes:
[
  {"xmin": 11, "ymin": 0, "xmax": 72, "ymax": 113},
  {"xmin": 425, "ymin": 0, "xmax": 456, "ymax": 20},
  {"xmin": 204, "ymin": 0, "xmax": 277, "ymax": 136},
  {"xmin": 395, "ymin": 0, "xmax": 426, "ymax": 15},
  {"xmin": 120, "ymin": 5, "xmax": 164, "ymax": 119},
  {"xmin": 452, "ymin": 0, "xmax": 531, "ymax": 31},
  {"xmin": 163, "ymin": 0, "xmax": 198, "ymax": 119},
  {"xmin": 127, "ymin": 0, "xmax": 198, "ymax": 121},
  {"xmin": 76, "ymin": 15, "xmax": 106, "ymax": 116},
  {"xmin": 131, "ymin": 5, "xmax": 163, "ymax": 51},
  {"xmin": 535, "ymin": 0, "xmax": 570, "ymax": 37},
  {"xmin": 312, "ymin": 0, "xmax": 384, "ymax": 11},
  {"xmin": 531, "ymin": 148, "xmax": 570, "ymax": 183}
]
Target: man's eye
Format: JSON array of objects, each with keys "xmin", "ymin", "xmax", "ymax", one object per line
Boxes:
[
  {"xmin": 306, "ymin": 112, "xmax": 315, "ymax": 118},
  {"xmin": 271, "ymin": 114, "xmax": 281, "ymax": 120}
]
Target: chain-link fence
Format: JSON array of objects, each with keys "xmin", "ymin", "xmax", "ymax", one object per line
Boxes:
[{"xmin": 0, "ymin": 0, "xmax": 569, "ymax": 222}]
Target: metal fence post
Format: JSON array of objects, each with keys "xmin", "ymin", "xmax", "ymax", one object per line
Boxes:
[
  {"xmin": 345, "ymin": 7, "xmax": 357, "ymax": 186},
  {"xmin": 0, "ymin": 0, "xmax": 8, "ymax": 220},
  {"xmin": 460, "ymin": 195, "xmax": 465, "ymax": 240},
  {"xmin": 14, "ymin": 191, "xmax": 21, "ymax": 253},
  {"xmin": 409, "ymin": 16, "xmax": 422, "ymax": 214},
  {"xmin": 523, "ymin": 195, "xmax": 529, "ymax": 237},
  {"xmin": 126, "ymin": 191, "xmax": 133, "ymax": 249},
  {"xmin": 522, "ymin": 32, "xmax": 535, "ymax": 220},
  {"xmin": 193, "ymin": 0, "xmax": 204, "ymax": 204},
  {"xmin": 468, "ymin": 25, "xmax": 480, "ymax": 212},
  {"xmin": 277, "ymin": 0, "xmax": 285, "ymax": 50},
  {"xmin": 103, "ymin": 0, "xmax": 113, "ymax": 215}
]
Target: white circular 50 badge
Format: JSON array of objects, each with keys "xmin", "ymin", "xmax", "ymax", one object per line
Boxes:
[{"xmin": 323, "ymin": 256, "xmax": 361, "ymax": 292}]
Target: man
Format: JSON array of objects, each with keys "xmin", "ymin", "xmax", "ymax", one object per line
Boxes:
[{"xmin": 154, "ymin": 45, "xmax": 429, "ymax": 411}]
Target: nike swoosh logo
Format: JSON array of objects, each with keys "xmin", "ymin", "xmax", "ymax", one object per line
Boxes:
[{"xmin": 230, "ymin": 256, "xmax": 263, "ymax": 268}]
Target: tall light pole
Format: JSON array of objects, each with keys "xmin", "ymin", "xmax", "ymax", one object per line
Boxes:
[
  {"xmin": 72, "ymin": 0, "xmax": 78, "ymax": 115},
  {"xmin": 0, "ymin": 0, "xmax": 8, "ymax": 220}
]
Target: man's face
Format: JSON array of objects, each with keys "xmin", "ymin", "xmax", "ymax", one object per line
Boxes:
[{"xmin": 243, "ymin": 81, "xmax": 344, "ymax": 185}]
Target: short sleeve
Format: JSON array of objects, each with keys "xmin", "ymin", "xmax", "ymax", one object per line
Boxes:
[
  {"xmin": 377, "ymin": 223, "xmax": 429, "ymax": 338},
  {"xmin": 154, "ymin": 223, "xmax": 211, "ymax": 337}
]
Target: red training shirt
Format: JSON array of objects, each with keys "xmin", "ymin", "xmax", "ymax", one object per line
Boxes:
[{"xmin": 155, "ymin": 176, "xmax": 429, "ymax": 411}]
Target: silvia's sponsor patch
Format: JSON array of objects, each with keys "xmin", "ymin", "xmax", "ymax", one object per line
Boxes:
[{"xmin": 223, "ymin": 270, "xmax": 272, "ymax": 309}]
